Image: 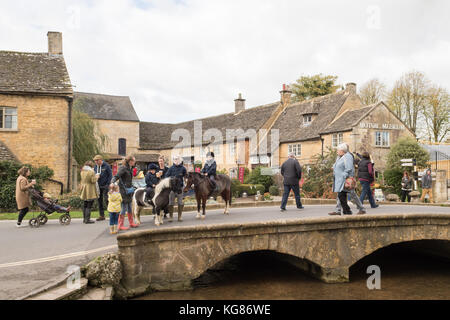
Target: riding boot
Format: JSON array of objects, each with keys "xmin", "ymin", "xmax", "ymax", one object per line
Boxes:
[
  {"xmin": 178, "ymin": 205, "xmax": 184, "ymax": 222},
  {"xmin": 127, "ymin": 212, "xmax": 138, "ymax": 228},
  {"xmin": 168, "ymin": 205, "xmax": 174, "ymax": 222},
  {"xmin": 118, "ymin": 215, "xmax": 129, "ymax": 231}
]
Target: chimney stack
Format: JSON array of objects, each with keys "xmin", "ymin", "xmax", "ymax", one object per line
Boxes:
[
  {"xmin": 47, "ymin": 31, "xmax": 63, "ymax": 55},
  {"xmin": 345, "ymin": 82, "xmax": 357, "ymax": 94},
  {"xmin": 234, "ymin": 93, "xmax": 246, "ymax": 114},
  {"xmin": 280, "ymin": 84, "xmax": 292, "ymax": 106}
]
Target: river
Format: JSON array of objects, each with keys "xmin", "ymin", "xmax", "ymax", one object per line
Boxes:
[{"xmin": 135, "ymin": 243, "xmax": 450, "ymax": 300}]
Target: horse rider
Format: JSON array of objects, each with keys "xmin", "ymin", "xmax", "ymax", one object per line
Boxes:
[
  {"xmin": 165, "ymin": 155, "xmax": 187, "ymax": 222},
  {"xmin": 145, "ymin": 163, "xmax": 159, "ymax": 202},
  {"xmin": 202, "ymin": 151, "xmax": 218, "ymax": 193}
]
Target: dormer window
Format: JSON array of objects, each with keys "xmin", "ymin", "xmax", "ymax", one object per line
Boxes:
[{"xmin": 303, "ymin": 114, "xmax": 312, "ymax": 126}]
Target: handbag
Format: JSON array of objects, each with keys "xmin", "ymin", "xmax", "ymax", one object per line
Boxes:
[{"xmin": 344, "ymin": 177, "xmax": 356, "ymax": 191}]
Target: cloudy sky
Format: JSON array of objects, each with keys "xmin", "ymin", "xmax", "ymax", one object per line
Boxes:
[{"xmin": 1, "ymin": 0, "xmax": 449, "ymax": 123}]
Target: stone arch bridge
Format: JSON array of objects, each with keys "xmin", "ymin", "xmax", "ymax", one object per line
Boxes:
[{"xmin": 117, "ymin": 213, "xmax": 450, "ymax": 298}]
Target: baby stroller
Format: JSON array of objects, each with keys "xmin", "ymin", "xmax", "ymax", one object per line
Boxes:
[{"xmin": 28, "ymin": 188, "xmax": 71, "ymax": 228}]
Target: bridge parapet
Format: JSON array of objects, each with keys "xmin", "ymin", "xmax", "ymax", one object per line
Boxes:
[{"xmin": 117, "ymin": 214, "xmax": 450, "ymax": 298}]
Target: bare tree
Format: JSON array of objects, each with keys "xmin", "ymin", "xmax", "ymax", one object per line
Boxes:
[
  {"xmin": 423, "ymin": 86, "xmax": 450, "ymax": 142},
  {"xmin": 386, "ymin": 71, "xmax": 430, "ymax": 134},
  {"xmin": 359, "ymin": 78, "xmax": 386, "ymax": 105}
]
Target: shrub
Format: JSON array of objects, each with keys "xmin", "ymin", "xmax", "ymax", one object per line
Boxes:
[
  {"xmin": 383, "ymin": 168, "xmax": 403, "ymax": 196},
  {"xmin": 302, "ymin": 147, "xmax": 337, "ymax": 199},
  {"xmin": 251, "ymin": 184, "xmax": 265, "ymax": 195},
  {"xmin": 246, "ymin": 166, "xmax": 274, "ymax": 192},
  {"xmin": 57, "ymin": 192, "xmax": 99, "ymax": 210},
  {"xmin": 269, "ymin": 185, "xmax": 280, "ymax": 196},
  {"xmin": 0, "ymin": 161, "xmax": 54, "ymax": 211}
]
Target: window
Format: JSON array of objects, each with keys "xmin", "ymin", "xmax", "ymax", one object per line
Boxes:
[
  {"xmin": 375, "ymin": 131, "xmax": 390, "ymax": 147},
  {"xmin": 303, "ymin": 114, "xmax": 312, "ymax": 126},
  {"xmin": 118, "ymin": 138, "xmax": 127, "ymax": 156},
  {"xmin": 228, "ymin": 143, "xmax": 236, "ymax": 157},
  {"xmin": 332, "ymin": 133, "xmax": 344, "ymax": 148},
  {"xmin": 288, "ymin": 144, "xmax": 301, "ymax": 157},
  {"xmin": 0, "ymin": 107, "xmax": 18, "ymax": 129}
]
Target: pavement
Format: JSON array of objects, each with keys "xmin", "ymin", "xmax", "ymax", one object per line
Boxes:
[{"xmin": 1, "ymin": 203, "xmax": 449, "ymax": 300}]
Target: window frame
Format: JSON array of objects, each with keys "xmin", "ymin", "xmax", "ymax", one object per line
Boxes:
[
  {"xmin": 288, "ymin": 143, "xmax": 302, "ymax": 157},
  {"xmin": 332, "ymin": 133, "xmax": 343, "ymax": 148},
  {"xmin": 0, "ymin": 106, "xmax": 18, "ymax": 130},
  {"xmin": 118, "ymin": 138, "xmax": 127, "ymax": 156},
  {"xmin": 303, "ymin": 114, "xmax": 312, "ymax": 126},
  {"xmin": 375, "ymin": 131, "xmax": 390, "ymax": 147}
]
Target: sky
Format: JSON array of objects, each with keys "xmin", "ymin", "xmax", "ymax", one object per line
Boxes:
[{"xmin": 0, "ymin": 0, "xmax": 449, "ymax": 123}]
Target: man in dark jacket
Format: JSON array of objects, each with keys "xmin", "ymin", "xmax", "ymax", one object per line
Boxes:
[
  {"xmin": 420, "ymin": 169, "xmax": 433, "ymax": 203},
  {"xmin": 280, "ymin": 153, "xmax": 304, "ymax": 211},
  {"xmin": 165, "ymin": 156, "xmax": 187, "ymax": 222},
  {"xmin": 93, "ymin": 155, "xmax": 112, "ymax": 221}
]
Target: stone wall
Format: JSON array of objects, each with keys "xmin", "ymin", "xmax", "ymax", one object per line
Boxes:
[
  {"xmin": 0, "ymin": 93, "xmax": 71, "ymax": 194},
  {"xmin": 95, "ymin": 119, "xmax": 139, "ymax": 156},
  {"xmin": 117, "ymin": 213, "xmax": 450, "ymax": 298}
]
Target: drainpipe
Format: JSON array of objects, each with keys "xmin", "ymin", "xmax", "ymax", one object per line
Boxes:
[
  {"xmin": 67, "ymin": 97, "xmax": 73, "ymax": 192},
  {"xmin": 320, "ymin": 136, "xmax": 324, "ymax": 157},
  {"xmin": 48, "ymin": 179, "xmax": 64, "ymax": 195}
]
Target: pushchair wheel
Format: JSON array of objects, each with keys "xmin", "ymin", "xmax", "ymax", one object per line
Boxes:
[
  {"xmin": 59, "ymin": 214, "xmax": 71, "ymax": 226},
  {"xmin": 29, "ymin": 218, "xmax": 40, "ymax": 228},
  {"xmin": 38, "ymin": 214, "xmax": 48, "ymax": 225}
]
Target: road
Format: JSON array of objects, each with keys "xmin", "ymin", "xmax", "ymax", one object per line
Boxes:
[{"xmin": 1, "ymin": 204, "xmax": 449, "ymax": 300}]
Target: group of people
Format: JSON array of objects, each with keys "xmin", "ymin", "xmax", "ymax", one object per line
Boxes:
[{"xmin": 14, "ymin": 144, "xmax": 435, "ymax": 228}]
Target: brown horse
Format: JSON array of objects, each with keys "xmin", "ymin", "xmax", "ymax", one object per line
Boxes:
[{"xmin": 183, "ymin": 172, "xmax": 232, "ymax": 219}]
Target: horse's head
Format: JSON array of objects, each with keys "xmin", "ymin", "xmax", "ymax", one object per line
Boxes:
[{"xmin": 183, "ymin": 172, "xmax": 195, "ymax": 193}]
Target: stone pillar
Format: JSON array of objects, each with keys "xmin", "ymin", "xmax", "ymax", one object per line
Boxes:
[{"xmin": 433, "ymin": 170, "xmax": 447, "ymax": 203}]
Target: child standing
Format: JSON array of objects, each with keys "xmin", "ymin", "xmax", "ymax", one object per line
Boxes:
[{"xmin": 107, "ymin": 184, "xmax": 122, "ymax": 234}]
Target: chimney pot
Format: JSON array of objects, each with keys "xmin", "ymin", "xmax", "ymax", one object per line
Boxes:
[
  {"xmin": 346, "ymin": 82, "xmax": 357, "ymax": 94},
  {"xmin": 47, "ymin": 31, "xmax": 63, "ymax": 55},
  {"xmin": 234, "ymin": 93, "xmax": 246, "ymax": 114},
  {"xmin": 280, "ymin": 84, "xmax": 292, "ymax": 106}
]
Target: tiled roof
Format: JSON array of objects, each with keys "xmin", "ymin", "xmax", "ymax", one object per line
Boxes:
[
  {"xmin": 0, "ymin": 51, "xmax": 72, "ymax": 96},
  {"xmin": 140, "ymin": 102, "xmax": 279, "ymax": 150},
  {"xmin": 74, "ymin": 92, "xmax": 139, "ymax": 122},
  {"xmin": 272, "ymin": 90, "xmax": 350, "ymax": 143},
  {"xmin": 320, "ymin": 105, "xmax": 376, "ymax": 134},
  {"xmin": 0, "ymin": 140, "xmax": 18, "ymax": 162}
]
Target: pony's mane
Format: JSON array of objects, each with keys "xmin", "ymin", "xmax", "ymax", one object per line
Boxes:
[
  {"xmin": 154, "ymin": 177, "xmax": 171, "ymax": 194},
  {"xmin": 152, "ymin": 177, "xmax": 173, "ymax": 204}
]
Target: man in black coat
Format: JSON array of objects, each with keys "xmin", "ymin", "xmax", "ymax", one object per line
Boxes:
[
  {"xmin": 93, "ymin": 155, "xmax": 112, "ymax": 221},
  {"xmin": 280, "ymin": 153, "xmax": 304, "ymax": 212}
]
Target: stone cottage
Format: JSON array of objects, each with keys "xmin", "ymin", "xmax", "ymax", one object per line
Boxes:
[{"xmin": 0, "ymin": 32, "xmax": 74, "ymax": 194}]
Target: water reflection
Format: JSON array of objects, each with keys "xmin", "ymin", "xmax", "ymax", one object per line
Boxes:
[{"xmin": 136, "ymin": 242, "xmax": 450, "ymax": 300}]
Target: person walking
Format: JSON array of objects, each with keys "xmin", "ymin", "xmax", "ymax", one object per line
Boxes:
[
  {"xmin": 15, "ymin": 166, "xmax": 36, "ymax": 227},
  {"xmin": 280, "ymin": 152, "xmax": 304, "ymax": 212},
  {"xmin": 420, "ymin": 169, "xmax": 434, "ymax": 203},
  {"xmin": 165, "ymin": 155, "xmax": 187, "ymax": 222},
  {"xmin": 358, "ymin": 151, "xmax": 379, "ymax": 208},
  {"xmin": 329, "ymin": 144, "xmax": 354, "ymax": 216},
  {"xmin": 110, "ymin": 155, "xmax": 139, "ymax": 230},
  {"xmin": 107, "ymin": 184, "xmax": 122, "ymax": 235},
  {"xmin": 93, "ymin": 155, "xmax": 112, "ymax": 222},
  {"xmin": 401, "ymin": 171, "xmax": 413, "ymax": 203},
  {"xmin": 80, "ymin": 161, "xmax": 99, "ymax": 224}
]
